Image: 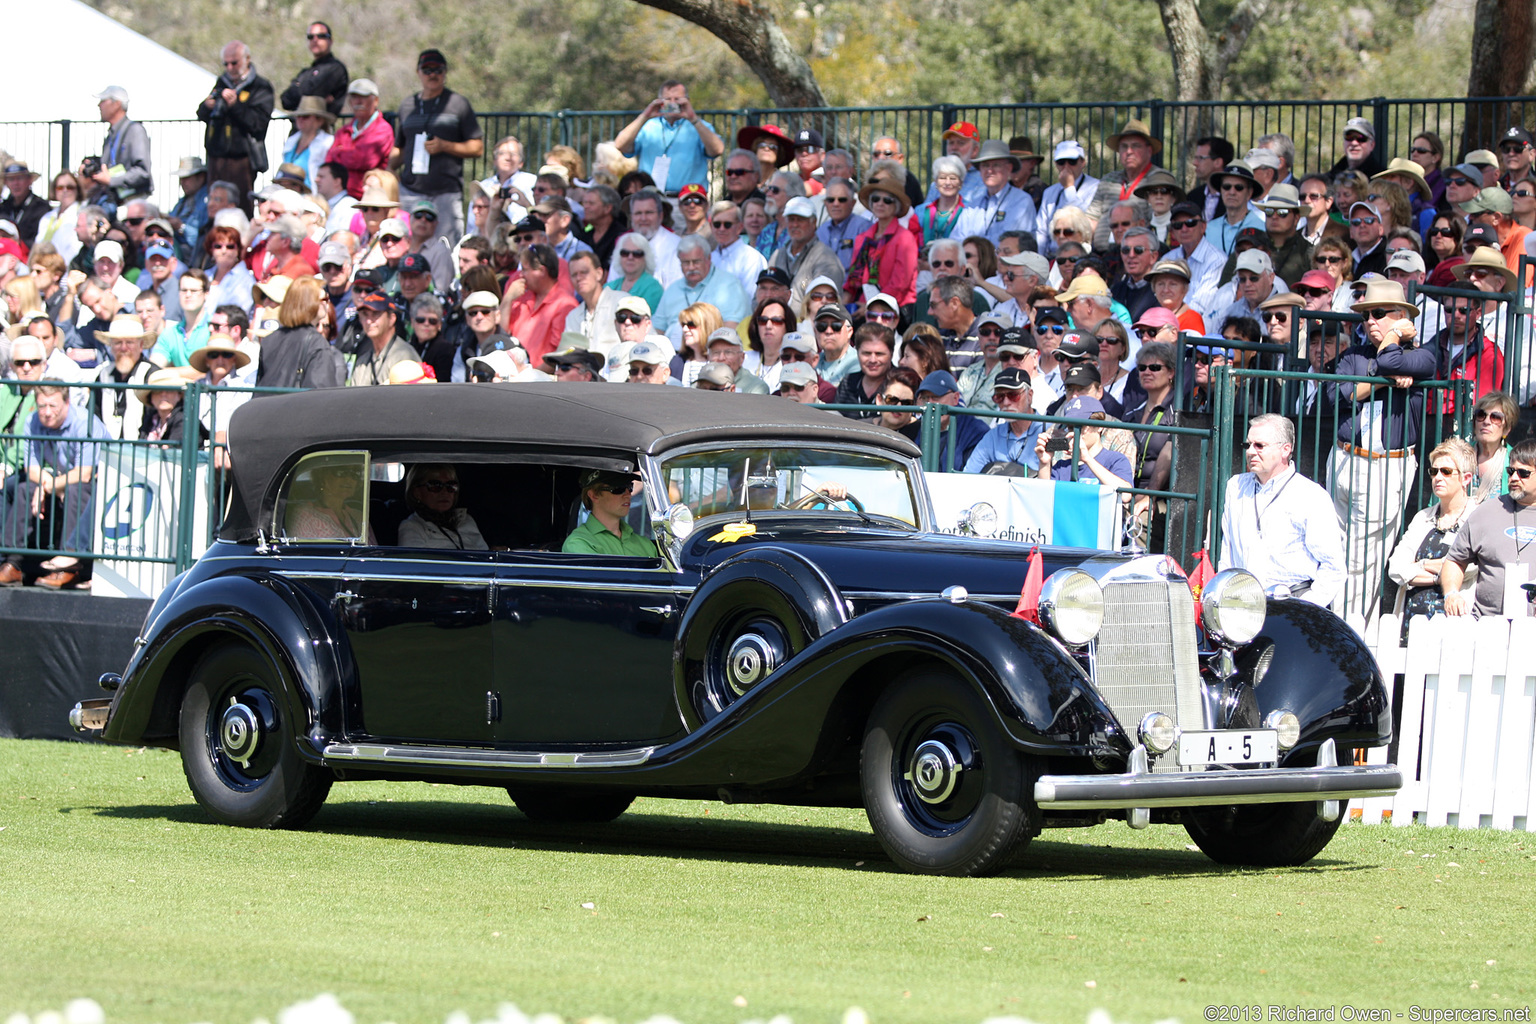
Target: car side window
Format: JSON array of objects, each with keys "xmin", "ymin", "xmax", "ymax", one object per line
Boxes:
[{"xmin": 276, "ymin": 451, "xmax": 372, "ymax": 543}]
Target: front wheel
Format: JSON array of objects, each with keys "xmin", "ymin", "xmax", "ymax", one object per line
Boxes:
[
  {"xmin": 178, "ymin": 643, "xmax": 331, "ymax": 829},
  {"xmin": 861, "ymin": 670, "xmax": 1038, "ymax": 876},
  {"xmin": 1183, "ymin": 800, "xmax": 1343, "ymax": 867}
]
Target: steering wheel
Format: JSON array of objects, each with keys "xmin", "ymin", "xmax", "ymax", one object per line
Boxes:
[{"xmin": 786, "ymin": 490, "xmax": 865, "ymax": 513}]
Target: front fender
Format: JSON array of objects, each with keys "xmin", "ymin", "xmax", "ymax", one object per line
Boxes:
[
  {"xmin": 623, "ymin": 598, "xmax": 1125, "ymax": 790},
  {"xmin": 100, "ymin": 572, "xmax": 350, "ymax": 756}
]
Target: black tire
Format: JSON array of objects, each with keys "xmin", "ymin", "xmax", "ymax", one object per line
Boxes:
[
  {"xmin": 178, "ymin": 643, "xmax": 332, "ymax": 829},
  {"xmin": 860, "ymin": 670, "xmax": 1039, "ymax": 876},
  {"xmin": 1183, "ymin": 799, "xmax": 1344, "ymax": 867},
  {"xmin": 507, "ymin": 786, "xmax": 634, "ymax": 823}
]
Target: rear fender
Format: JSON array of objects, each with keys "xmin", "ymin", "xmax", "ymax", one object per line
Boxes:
[{"xmin": 101, "ymin": 573, "xmax": 350, "ymax": 757}]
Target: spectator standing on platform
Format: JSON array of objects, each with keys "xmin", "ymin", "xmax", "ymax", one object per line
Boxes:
[
  {"xmin": 197, "ymin": 43, "xmax": 274, "ymax": 213},
  {"xmin": 1219, "ymin": 413, "xmax": 1346, "ymax": 606},
  {"xmin": 326, "ymin": 81, "xmax": 392, "ymax": 201},
  {"xmin": 90, "ymin": 86, "xmax": 152, "ymax": 211},
  {"xmin": 611, "ymin": 81, "xmax": 724, "ymax": 194},
  {"xmin": 504, "ymin": 243, "xmax": 578, "ymax": 362},
  {"xmin": 280, "ymin": 22, "xmax": 349, "ymax": 118},
  {"xmin": 1034, "ymin": 141, "xmax": 1098, "ymax": 256},
  {"xmin": 1444, "ymin": 438, "xmax": 1536, "ymax": 617},
  {"xmin": 394, "ymin": 50, "xmax": 483, "ymax": 244}
]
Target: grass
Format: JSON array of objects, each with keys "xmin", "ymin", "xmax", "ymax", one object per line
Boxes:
[{"xmin": 1, "ymin": 738, "xmax": 1533, "ymax": 1024}]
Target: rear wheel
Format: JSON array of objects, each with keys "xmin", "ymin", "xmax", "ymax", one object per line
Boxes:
[
  {"xmin": 507, "ymin": 786, "xmax": 635, "ymax": 823},
  {"xmin": 178, "ymin": 643, "xmax": 331, "ymax": 828},
  {"xmin": 1183, "ymin": 800, "xmax": 1343, "ymax": 866},
  {"xmin": 860, "ymin": 670, "xmax": 1038, "ymax": 876}
]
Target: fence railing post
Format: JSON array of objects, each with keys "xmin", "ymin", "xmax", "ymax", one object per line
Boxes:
[
  {"xmin": 1148, "ymin": 99, "xmax": 1165, "ymax": 167},
  {"xmin": 176, "ymin": 382, "xmax": 204, "ymax": 573},
  {"xmin": 58, "ymin": 119, "xmax": 71, "ymax": 173},
  {"xmin": 1372, "ymin": 97, "xmax": 1390, "ymax": 152}
]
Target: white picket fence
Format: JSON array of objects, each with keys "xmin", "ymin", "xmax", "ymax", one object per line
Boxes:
[{"xmin": 1349, "ymin": 613, "xmax": 1536, "ymax": 830}]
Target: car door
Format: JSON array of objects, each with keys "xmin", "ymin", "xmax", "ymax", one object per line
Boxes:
[{"xmin": 491, "ymin": 549, "xmax": 684, "ymax": 746}]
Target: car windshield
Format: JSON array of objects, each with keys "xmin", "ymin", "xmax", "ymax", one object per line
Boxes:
[{"xmin": 659, "ymin": 446, "xmax": 920, "ymax": 528}]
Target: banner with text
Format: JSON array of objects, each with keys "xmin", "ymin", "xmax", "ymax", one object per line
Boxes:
[{"xmin": 924, "ymin": 473, "xmax": 1120, "ymax": 549}]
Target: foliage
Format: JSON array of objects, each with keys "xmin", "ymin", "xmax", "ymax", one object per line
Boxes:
[{"xmin": 2, "ymin": 737, "xmax": 1534, "ymax": 1022}]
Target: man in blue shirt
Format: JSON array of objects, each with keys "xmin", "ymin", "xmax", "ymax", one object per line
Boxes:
[
  {"xmin": 0, "ymin": 387, "xmax": 106, "ymax": 589},
  {"xmin": 611, "ymin": 81, "xmax": 725, "ymax": 194},
  {"xmin": 653, "ymin": 235, "xmax": 749, "ymax": 338},
  {"xmin": 964, "ymin": 368, "xmax": 1043, "ymax": 473},
  {"xmin": 917, "ymin": 371, "xmax": 987, "ymax": 472},
  {"xmin": 953, "ymin": 140, "xmax": 1038, "ymax": 244}
]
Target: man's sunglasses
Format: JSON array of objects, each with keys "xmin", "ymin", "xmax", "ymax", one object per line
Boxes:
[
  {"xmin": 615, "ymin": 312, "xmax": 647, "ymax": 325},
  {"xmin": 416, "ymin": 480, "xmax": 459, "ymax": 493}
]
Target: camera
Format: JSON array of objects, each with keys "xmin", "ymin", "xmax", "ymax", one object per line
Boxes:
[
  {"xmin": 80, "ymin": 155, "xmax": 103, "ymax": 178},
  {"xmin": 661, "ymin": 101, "xmax": 680, "ymax": 116},
  {"xmin": 1044, "ymin": 429, "xmax": 1073, "ymax": 454},
  {"xmin": 498, "ymin": 184, "xmax": 513, "ymax": 200}
]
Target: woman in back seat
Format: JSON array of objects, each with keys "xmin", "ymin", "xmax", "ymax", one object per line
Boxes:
[{"xmin": 397, "ymin": 463, "xmax": 489, "ymax": 550}]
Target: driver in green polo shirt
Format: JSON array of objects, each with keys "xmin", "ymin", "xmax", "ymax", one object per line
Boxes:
[{"xmin": 562, "ymin": 469, "xmax": 657, "ymax": 556}]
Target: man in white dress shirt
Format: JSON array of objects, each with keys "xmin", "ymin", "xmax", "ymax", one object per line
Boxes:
[
  {"xmin": 1034, "ymin": 141, "xmax": 1100, "ymax": 255},
  {"xmin": 626, "ymin": 190, "xmax": 682, "ymax": 288},
  {"xmin": 1220, "ymin": 413, "xmax": 1346, "ymax": 607},
  {"xmin": 1162, "ymin": 200, "xmax": 1225, "ymax": 318}
]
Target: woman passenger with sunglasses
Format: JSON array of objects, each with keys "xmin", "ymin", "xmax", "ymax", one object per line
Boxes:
[
  {"xmin": 1386, "ymin": 438, "xmax": 1479, "ymax": 638},
  {"xmin": 398, "ymin": 463, "xmax": 489, "ymax": 550}
]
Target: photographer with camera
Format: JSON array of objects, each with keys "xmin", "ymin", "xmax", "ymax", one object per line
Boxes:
[
  {"xmin": 196, "ymin": 42, "xmax": 274, "ymax": 215},
  {"xmin": 391, "ymin": 49, "xmax": 483, "ymax": 246},
  {"xmin": 610, "ymin": 81, "xmax": 724, "ymax": 196},
  {"xmin": 84, "ymin": 87, "xmax": 152, "ymax": 215},
  {"xmin": 1034, "ymin": 395, "xmax": 1131, "ymax": 487}
]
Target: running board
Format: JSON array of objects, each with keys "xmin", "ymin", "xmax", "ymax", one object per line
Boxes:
[{"xmin": 323, "ymin": 742, "xmax": 657, "ymax": 770}]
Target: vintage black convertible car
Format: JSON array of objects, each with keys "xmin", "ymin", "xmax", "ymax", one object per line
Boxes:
[{"xmin": 72, "ymin": 384, "xmax": 1401, "ymax": 875}]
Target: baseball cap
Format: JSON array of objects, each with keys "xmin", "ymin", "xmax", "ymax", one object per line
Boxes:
[
  {"xmin": 676, "ymin": 184, "xmax": 707, "ymax": 203},
  {"xmin": 628, "ymin": 341, "xmax": 666, "ymax": 365},
  {"xmin": 1447, "ymin": 162, "xmax": 1483, "ymax": 185},
  {"xmin": 1385, "ymin": 249, "xmax": 1426, "ymax": 275},
  {"xmin": 1133, "ymin": 306, "xmax": 1179, "ymax": 330},
  {"xmin": 144, "ymin": 241, "xmax": 175, "ymax": 262},
  {"xmin": 377, "ymin": 218, "xmax": 407, "ymax": 239},
  {"xmin": 1343, "ymin": 117, "xmax": 1375, "ymax": 141},
  {"xmin": 1466, "ymin": 149, "xmax": 1500, "ymax": 170},
  {"xmin": 1063, "ymin": 363, "xmax": 1102, "ymax": 389},
  {"xmin": 513, "ymin": 214, "xmax": 546, "ymax": 234},
  {"xmin": 1298, "ymin": 269, "xmax": 1336, "ymax": 290},
  {"xmin": 410, "ymin": 199, "xmax": 439, "ymax": 218},
  {"xmin": 1055, "ymin": 333, "xmax": 1100, "ymax": 361},
  {"xmin": 942, "ymin": 122, "xmax": 979, "ymax": 142},
  {"xmin": 1000, "ymin": 251, "xmax": 1051, "ymax": 279},
  {"xmin": 94, "ymin": 86, "xmax": 130, "ymax": 106},
  {"xmin": 1235, "ymin": 249, "xmax": 1274, "ymax": 275},
  {"xmin": 778, "ymin": 363, "xmax": 819, "ymax": 389},
  {"xmin": 997, "ymin": 327, "xmax": 1035, "ymax": 354},
  {"xmin": 973, "ymin": 313, "xmax": 1011, "ymax": 334},
  {"xmin": 780, "ymin": 332, "xmax": 815, "ymax": 355},
  {"xmin": 1464, "ymin": 224, "xmax": 1500, "ymax": 248},
  {"xmin": 466, "ymin": 351, "xmax": 518, "ymax": 380},
  {"xmin": 318, "ymin": 241, "xmax": 349, "ymax": 268},
  {"xmin": 1244, "ymin": 148, "xmax": 1282, "ymax": 171},
  {"xmin": 793, "ymin": 128, "xmax": 825, "ymax": 150},
  {"xmin": 417, "ymin": 48, "xmax": 448, "ymax": 69},
  {"xmin": 867, "ymin": 292, "xmax": 900, "ymax": 312},
  {"xmin": 1034, "ymin": 306, "xmax": 1070, "ymax": 325},
  {"xmin": 1062, "ymin": 395, "xmax": 1106, "ymax": 418},
  {"xmin": 462, "ymin": 290, "xmax": 500, "ymax": 311},
  {"xmin": 1057, "ymin": 274, "xmax": 1109, "ymax": 303},
  {"xmin": 398, "ymin": 252, "xmax": 430, "ymax": 275},
  {"xmin": 757, "ymin": 267, "xmax": 792, "ymax": 288},
  {"xmin": 1148, "ymin": 258, "xmax": 1191, "ymax": 282},
  {"xmin": 992, "ymin": 367, "xmax": 1032, "ymax": 390},
  {"xmin": 347, "ymin": 78, "xmax": 380, "ymax": 97},
  {"xmin": 93, "ymin": 240, "xmax": 124, "ymax": 264},
  {"xmin": 578, "ymin": 468, "xmax": 640, "ymax": 491},
  {"xmin": 1460, "ymin": 186, "xmax": 1514, "ymax": 216},
  {"xmin": 1052, "ymin": 140, "xmax": 1086, "ymax": 162},
  {"xmin": 1233, "ymin": 226, "xmax": 1271, "ymax": 251},
  {"xmin": 804, "ymin": 274, "xmax": 840, "ymax": 296},
  {"xmin": 814, "ymin": 303, "xmax": 852, "ymax": 325},
  {"xmin": 1503, "ymin": 127, "xmax": 1534, "ymax": 147},
  {"xmin": 354, "ymin": 291, "xmax": 392, "ymax": 313},
  {"xmin": 916, "ymin": 370, "xmax": 961, "ymax": 398},
  {"xmin": 707, "ymin": 328, "xmax": 743, "ymax": 348},
  {"xmin": 696, "ymin": 362, "xmax": 735, "ymax": 388},
  {"xmin": 1169, "ymin": 200, "xmax": 1203, "ymax": 220},
  {"xmin": 783, "ymin": 196, "xmax": 817, "ymax": 219},
  {"xmin": 615, "ymin": 295, "xmax": 652, "ymax": 317}
]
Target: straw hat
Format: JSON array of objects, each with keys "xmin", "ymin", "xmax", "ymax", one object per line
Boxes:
[
  {"xmin": 1349, "ymin": 279, "xmax": 1420, "ymax": 316},
  {"xmin": 252, "ymin": 275, "xmax": 293, "ymax": 307},
  {"xmin": 281, "ymin": 95, "xmax": 337, "ymax": 126},
  {"xmin": 188, "ymin": 332, "xmax": 251, "ymax": 373},
  {"xmin": 1105, "ymin": 118, "xmax": 1163, "ymax": 155},
  {"xmin": 1132, "ymin": 168, "xmax": 1185, "ymax": 201},
  {"xmin": 94, "ymin": 315, "xmax": 155, "ymax": 346},
  {"xmin": 857, "ymin": 174, "xmax": 910, "ymax": 217},
  {"xmin": 1451, "ymin": 246, "xmax": 1517, "ymax": 290},
  {"xmin": 356, "ymin": 184, "xmax": 399, "ymax": 209},
  {"xmin": 387, "ymin": 360, "xmax": 437, "ymax": 384},
  {"xmin": 1372, "ymin": 158, "xmax": 1430, "ymax": 199},
  {"xmin": 131, "ymin": 368, "xmax": 191, "ymax": 406}
]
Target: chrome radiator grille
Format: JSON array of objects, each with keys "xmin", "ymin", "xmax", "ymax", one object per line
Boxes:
[{"xmin": 1093, "ymin": 579, "xmax": 1204, "ymax": 743}]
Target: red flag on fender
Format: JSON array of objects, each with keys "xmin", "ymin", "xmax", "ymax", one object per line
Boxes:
[
  {"xmin": 1187, "ymin": 549, "xmax": 1216, "ymax": 624},
  {"xmin": 1012, "ymin": 547, "xmax": 1044, "ymax": 623}
]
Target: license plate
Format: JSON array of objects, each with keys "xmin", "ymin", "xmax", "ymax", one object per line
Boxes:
[{"xmin": 1177, "ymin": 730, "xmax": 1278, "ymax": 766}]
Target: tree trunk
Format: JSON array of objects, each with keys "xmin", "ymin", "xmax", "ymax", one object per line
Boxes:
[
  {"xmin": 1155, "ymin": 0, "xmax": 1271, "ymax": 102},
  {"xmin": 1464, "ymin": 0, "xmax": 1536, "ymax": 152},
  {"xmin": 632, "ymin": 0, "xmax": 827, "ymax": 109}
]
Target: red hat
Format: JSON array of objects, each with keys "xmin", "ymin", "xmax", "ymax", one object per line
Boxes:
[
  {"xmin": 0, "ymin": 237, "xmax": 27, "ymax": 264},
  {"xmin": 942, "ymin": 122, "xmax": 980, "ymax": 141},
  {"xmin": 677, "ymin": 183, "xmax": 708, "ymax": 202},
  {"xmin": 1297, "ymin": 269, "xmax": 1337, "ymax": 291},
  {"xmin": 736, "ymin": 124, "xmax": 794, "ymax": 167}
]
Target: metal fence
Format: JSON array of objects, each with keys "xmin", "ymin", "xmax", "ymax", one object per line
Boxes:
[{"xmin": 6, "ymin": 94, "xmax": 1536, "ymax": 207}]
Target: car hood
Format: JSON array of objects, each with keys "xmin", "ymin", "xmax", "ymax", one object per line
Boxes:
[{"xmin": 680, "ymin": 520, "xmax": 1135, "ymax": 601}]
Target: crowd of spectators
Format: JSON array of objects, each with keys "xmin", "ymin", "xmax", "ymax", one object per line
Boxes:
[{"xmin": 0, "ymin": 30, "xmax": 1533, "ymax": 613}]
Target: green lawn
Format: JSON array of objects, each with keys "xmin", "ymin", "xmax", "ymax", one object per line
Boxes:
[{"xmin": 1, "ymin": 737, "xmax": 1532, "ymax": 1024}]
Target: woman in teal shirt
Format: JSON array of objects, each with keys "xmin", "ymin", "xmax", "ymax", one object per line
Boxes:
[{"xmin": 604, "ymin": 232, "xmax": 664, "ymax": 313}]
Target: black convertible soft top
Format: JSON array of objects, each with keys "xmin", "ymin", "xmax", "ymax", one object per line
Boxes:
[{"xmin": 219, "ymin": 382, "xmax": 918, "ymax": 540}]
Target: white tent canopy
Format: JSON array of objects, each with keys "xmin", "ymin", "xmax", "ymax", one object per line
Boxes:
[{"xmin": 0, "ymin": 0, "xmax": 291, "ymax": 204}]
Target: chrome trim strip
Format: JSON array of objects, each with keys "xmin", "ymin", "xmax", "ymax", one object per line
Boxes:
[
  {"xmin": 1033, "ymin": 763, "xmax": 1403, "ymax": 809},
  {"xmin": 842, "ymin": 590, "xmax": 1023, "ymax": 603},
  {"xmin": 323, "ymin": 742, "xmax": 657, "ymax": 769},
  {"xmin": 274, "ymin": 570, "xmax": 693, "ymax": 595}
]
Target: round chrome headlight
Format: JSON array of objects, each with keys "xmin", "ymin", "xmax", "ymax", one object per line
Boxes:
[
  {"xmin": 1139, "ymin": 712, "xmax": 1176, "ymax": 754},
  {"xmin": 1266, "ymin": 710, "xmax": 1301, "ymax": 750},
  {"xmin": 1038, "ymin": 569, "xmax": 1104, "ymax": 646},
  {"xmin": 1201, "ymin": 569, "xmax": 1267, "ymax": 646}
]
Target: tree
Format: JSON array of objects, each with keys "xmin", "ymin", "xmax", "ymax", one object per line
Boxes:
[
  {"xmin": 1463, "ymin": 0, "xmax": 1536, "ymax": 151},
  {"xmin": 1155, "ymin": 0, "xmax": 1274, "ymax": 102},
  {"xmin": 629, "ymin": 0, "xmax": 827, "ymax": 108}
]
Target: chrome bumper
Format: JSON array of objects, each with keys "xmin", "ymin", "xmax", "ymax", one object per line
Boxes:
[
  {"xmin": 1035, "ymin": 739, "xmax": 1402, "ymax": 809},
  {"xmin": 69, "ymin": 698, "xmax": 112, "ymax": 735}
]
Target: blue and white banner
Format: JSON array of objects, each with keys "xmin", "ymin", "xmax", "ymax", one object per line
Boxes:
[
  {"xmin": 92, "ymin": 449, "xmax": 211, "ymax": 599},
  {"xmin": 924, "ymin": 473, "xmax": 1121, "ymax": 549}
]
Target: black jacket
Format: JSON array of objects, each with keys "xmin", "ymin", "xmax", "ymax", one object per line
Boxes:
[
  {"xmin": 0, "ymin": 192, "xmax": 51, "ymax": 248},
  {"xmin": 280, "ymin": 53, "xmax": 350, "ymax": 118},
  {"xmin": 255, "ymin": 325, "xmax": 344, "ymax": 390},
  {"xmin": 197, "ymin": 70, "xmax": 276, "ymax": 169}
]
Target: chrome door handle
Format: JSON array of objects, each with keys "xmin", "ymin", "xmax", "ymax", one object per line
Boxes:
[
  {"xmin": 640, "ymin": 604, "xmax": 674, "ymax": 618},
  {"xmin": 334, "ymin": 590, "xmax": 358, "ymax": 602}
]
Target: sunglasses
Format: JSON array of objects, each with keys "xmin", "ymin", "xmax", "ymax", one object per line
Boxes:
[
  {"xmin": 1134, "ymin": 326, "xmax": 1160, "ymax": 339},
  {"xmin": 1297, "ymin": 287, "xmax": 1331, "ymax": 298},
  {"xmin": 12, "ymin": 358, "xmax": 43, "ymax": 367},
  {"xmin": 1363, "ymin": 308, "xmax": 1397, "ymax": 320},
  {"xmin": 306, "ymin": 31, "xmax": 330, "ymax": 39},
  {"xmin": 1512, "ymin": 468, "xmax": 1534, "ymax": 480},
  {"xmin": 467, "ymin": 308, "xmax": 497, "ymax": 318},
  {"xmin": 1109, "ymin": 221, "xmax": 1134, "ymax": 230},
  {"xmin": 757, "ymin": 315, "xmax": 786, "ymax": 325},
  {"xmin": 1349, "ymin": 216, "xmax": 1380, "ymax": 227},
  {"xmin": 1500, "ymin": 144, "xmax": 1527, "ymax": 154},
  {"xmin": 121, "ymin": 217, "xmax": 145, "ymax": 226},
  {"xmin": 414, "ymin": 316, "xmax": 440, "ymax": 325},
  {"xmin": 999, "ymin": 352, "xmax": 1029, "ymax": 362},
  {"xmin": 868, "ymin": 194, "xmax": 898, "ymax": 205},
  {"xmin": 763, "ymin": 185, "xmax": 785, "ymax": 195},
  {"xmin": 419, "ymin": 65, "xmax": 446, "ymax": 75},
  {"xmin": 1138, "ymin": 362, "xmax": 1167, "ymax": 373},
  {"xmin": 1034, "ymin": 324, "xmax": 1066, "ymax": 335},
  {"xmin": 815, "ymin": 321, "xmax": 843, "ymax": 333},
  {"xmin": 680, "ymin": 196, "xmax": 706, "ymax": 206},
  {"xmin": 513, "ymin": 233, "xmax": 538, "ymax": 244},
  {"xmin": 872, "ymin": 149, "xmax": 899, "ymax": 158},
  {"xmin": 1344, "ymin": 133, "xmax": 1369, "ymax": 143},
  {"xmin": 1056, "ymin": 255, "xmax": 1082, "ymax": 266},
  {"xmin": 1475, "ymin": 409, "xmax": 1506, "ymax": 422},
  {"xmin": 615, "ymin": 312, "xmax": 647, "ymax": 324},
  {"xmin": 1193, "ymin": 354, "xmax": 1213, "ymax": 365},
  {"xmin": 1260, "ymin": 311, "xmax": 1290, "ymax": 323},
  {"xmin": 1409, "ymin": 146, "xmax": 1436, "ymax": 156},
  {"xmin": 781, "ymin": 350, "xmax": 807, "ymax": 362},
  {"xmin": 725, "ymin": 167, "xmax": 755, "ymax": 176},
  {"xmin": 932, "ymin": 259, "xmax": 958, "ymax": 269},
  {"xmin": 628, "ymin": 365, "xmax": 656, "ymax": 377},
  {"xmin": 1428, "ymin": 226, "xmax": 1456, "ymax": 238},
  {"xmin": 417, "ymin": 480, "xmax": 459, "ymax": 493},
  {"xmin": 1143, "ymin": 187, "xmax": 1175, "ymax": 197},
  {"xmin": 1169, "ymin": 218, "xmax": 1202, "ymax": 231},
  {"xmin": 977, "ymin": 326, "xmax": 1003, "ymax": 337},
  {"xmin": 412, "ymin": 210, "xmax": 437, "ymax": 220},
  {"xmin": 1052, "ymin": 228, "xmax": 1077, "ymax": 237},
  {"xmin": 211, "ymin": 242, "xmax": 238, "ymax": 251},
  {"xmin": 1119, "ymin": 245, "xmax": 1150, "ymax": 256},
  {"xmin": 1468, "ymin": 268, "xmax": 1499, "ymax": 280},
  {"xmin": 824, "ymin": 196, "xmax": 851, "ymax": 203},
  {"xmin": 1237, "ymin": 274, "xmax": 1262, "ymax": 284},
  {"xmin": 1447, "ymin": 177, "xmax": 1476, "ymax": 188},
  {"xmin": 618, "ymin": 249, "xmax": 644, "ymax": 259},
  {"xmin": 204, "ymin": 351, "xmax": 236, "ymax": 361},
  {"xmin": 879, "ymin": 393, "xmax": 913, "ymax": 404},
  {"xmin": 711, "ymin": 220, "xmax": 739, "ymax": 229},
  {"xmin": 1219, "ymin": 182, "xmax": 1251, "ymax": 192},
  {"xmin": 1516, "ymin": 190, "xmax": 1536, "ymax": 199},
  {"xmin": 1299, "ymin": 191, "xmax": 1328, "ymax": 201},
  {"xmin": 599, "ymin": 484, "xmax": 633, "ymax": 495},
  {"xmin": 1314, "ymin": 254, "xmax": 1347, "ymax": 264},
  {"xmin": 1429, "ymin": 466, "xmax": 1461, "ymax": 478}
]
